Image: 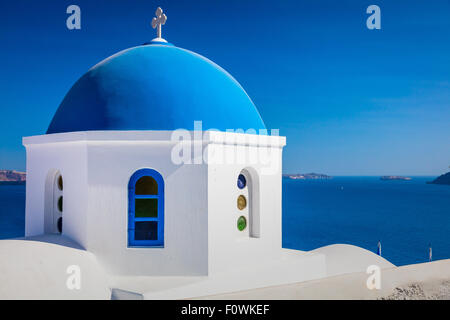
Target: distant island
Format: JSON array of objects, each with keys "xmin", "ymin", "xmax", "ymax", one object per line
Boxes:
[
  {"xmin": 283, "ymin": 173, "xmax": 332, "ymax": 180},
  {"xmin": 380, "ymin": 176, "xmax": 412, "ymax": 181},
  {"xmin": 0, "ymin": 170, "xmax": 26, "ymax": 184},
  {"xmin": 428, "ymin": 172, "xmax": 450, "ymax": 185}
]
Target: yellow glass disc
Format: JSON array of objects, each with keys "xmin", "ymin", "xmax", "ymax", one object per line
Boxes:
[{"xmin": 237, "ymin": 195, "xmax": 247, "ymax": 210}]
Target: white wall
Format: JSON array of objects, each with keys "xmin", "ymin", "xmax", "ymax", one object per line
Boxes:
[
  {"xmin": 24, "ymin": 132, "xmax": 209, "ymax": 276},
  {"xmin": 84, "ymin": 139, "xmax": 209, "ymax": 276},
  {"xmin": 206, "ymin": 132, "xmax": 286, "ymax": 275},
  {"xmin": 23, "ymin": 138, "xmax": 88, "ymax": 247},
  {"xmin": 23, "ymin": 131, "xmax": 286, "ymax": 278}
]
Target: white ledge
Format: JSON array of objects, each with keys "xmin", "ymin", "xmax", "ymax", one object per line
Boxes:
[{"xmin": 23, "ymin": 130, "xmax": 286, "ymax": 148}]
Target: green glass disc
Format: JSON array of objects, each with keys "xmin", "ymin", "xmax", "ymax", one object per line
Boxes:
[{"xmin": 237, "ymin": 216, "xmax": 247, "ymax": 231}]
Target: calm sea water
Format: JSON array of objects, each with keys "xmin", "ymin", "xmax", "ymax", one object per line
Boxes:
[
  {"xmin": 1, "ymin": 177, "xmax": 449, "ymax": 266},
  {"xmin": 283, "ymin": 177, "xmax": 450, "ymax": 266},
  {"xmin": 0, "ymin": 184, "xmax": 25, "ymax": 239}
]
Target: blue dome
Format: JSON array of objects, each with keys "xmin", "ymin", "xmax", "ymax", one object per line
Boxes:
[{"xmin": 47, "ymin": 42, "xmax": 266, "ymax": 134}]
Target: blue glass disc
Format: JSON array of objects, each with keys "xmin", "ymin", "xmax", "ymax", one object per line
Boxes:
[{"xmin": 237, "ymin": 174, "xmax": 247, "ymax": 189}]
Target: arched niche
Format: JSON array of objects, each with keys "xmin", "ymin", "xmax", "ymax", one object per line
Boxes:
[{"xmin": 44, "ymin": 169, "xmax": 64, "ymax": 234}]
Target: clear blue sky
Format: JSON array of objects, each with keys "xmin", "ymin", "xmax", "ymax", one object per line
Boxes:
[{"xmin": 0, "ymin": 0, "xmax": 449, "ymax": 175}]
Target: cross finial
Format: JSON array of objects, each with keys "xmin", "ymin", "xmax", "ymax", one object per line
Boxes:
[{"xmin": 151, "ymin": 7, "xmax": 167, "ymax": 42}]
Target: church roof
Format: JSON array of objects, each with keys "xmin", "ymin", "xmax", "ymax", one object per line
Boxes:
[{"xmin": 47, "ymin": 41, "xmax": 266, "ymax": 134}]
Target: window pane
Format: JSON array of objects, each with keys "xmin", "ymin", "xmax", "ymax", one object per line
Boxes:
[
  {"xmin": 57, "ymin": 196, "xmax": 63, "ymax": 212},
  {"xmin": 135, "ymin": 176, "xmax": 158, "ymax": 195},
  {"xmin": 135, "ymin": 199, "xmax": 158, "ymax": 218},
  {"xmin": 135, "ymin": 221, "xmax": 158, "ymax": 241},
  {"xmin": 57, "ymin": 217, "xmax": 63, "ymax": 233},
  {"xmin": 57, "ymin": 175, "xmax": 63, "ymax": 191}
]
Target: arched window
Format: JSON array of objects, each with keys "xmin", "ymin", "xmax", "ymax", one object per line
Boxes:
[
  {"xmin": 128, "ymin": 169, "xmax": 164, "ymax": 247},
  {"xmin": 236, "ymin": 168, "xmax": 260, "ymax": 238}
]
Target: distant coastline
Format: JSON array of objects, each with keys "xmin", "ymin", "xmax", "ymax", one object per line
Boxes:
[
  {"xmin": 427, "ymin": 172, "xmax": 450, "ymax": 185},
  {"xmin": 0, "ymin": 170, "xmax": 26, "ymax": 183},
  {"xmin": 380, "ymin": 176, "xmax": 412, "ymax": 181},
  {"xmin": 283, "ymin": 173, "xmax": 332, "ymax": 180}
]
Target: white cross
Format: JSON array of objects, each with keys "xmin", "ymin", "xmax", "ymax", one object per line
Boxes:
[{"xmin": 151, "ymin": 7, "xmax": 167, "ymax": 42}]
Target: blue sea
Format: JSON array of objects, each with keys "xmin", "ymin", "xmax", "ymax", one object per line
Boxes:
[
  {"xmin": 1, "ymin": 177, "xmax": 449, "ymax": 266},
  {"xmin": 0, "ymin": 184, "xmax": 25, "ymax": 239},
  {"xmin": 283, "ymin": 177, "xmax": 450, "ymax": 266}
]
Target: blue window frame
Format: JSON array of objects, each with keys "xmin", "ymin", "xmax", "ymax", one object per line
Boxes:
[{"xmin": 128, "ymin": 169, "xmax": 164, "ymax": 247}]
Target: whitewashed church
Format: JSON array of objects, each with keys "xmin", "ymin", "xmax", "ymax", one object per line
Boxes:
[{"xmin": 0, "ymin": 8, "xmax": 342, "ymax": 299}]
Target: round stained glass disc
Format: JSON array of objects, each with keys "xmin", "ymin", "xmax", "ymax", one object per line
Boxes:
[
  {"xmin": 237, "ymin": 216, "xmax": 247, "ymax": 231},
  {"xmin": 237, "ymin": 195, "xmax": 247, "ymax": 210},
  {"xmin": 237, "ymin": 174, "xmax": 246, "ymax": 189}
]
